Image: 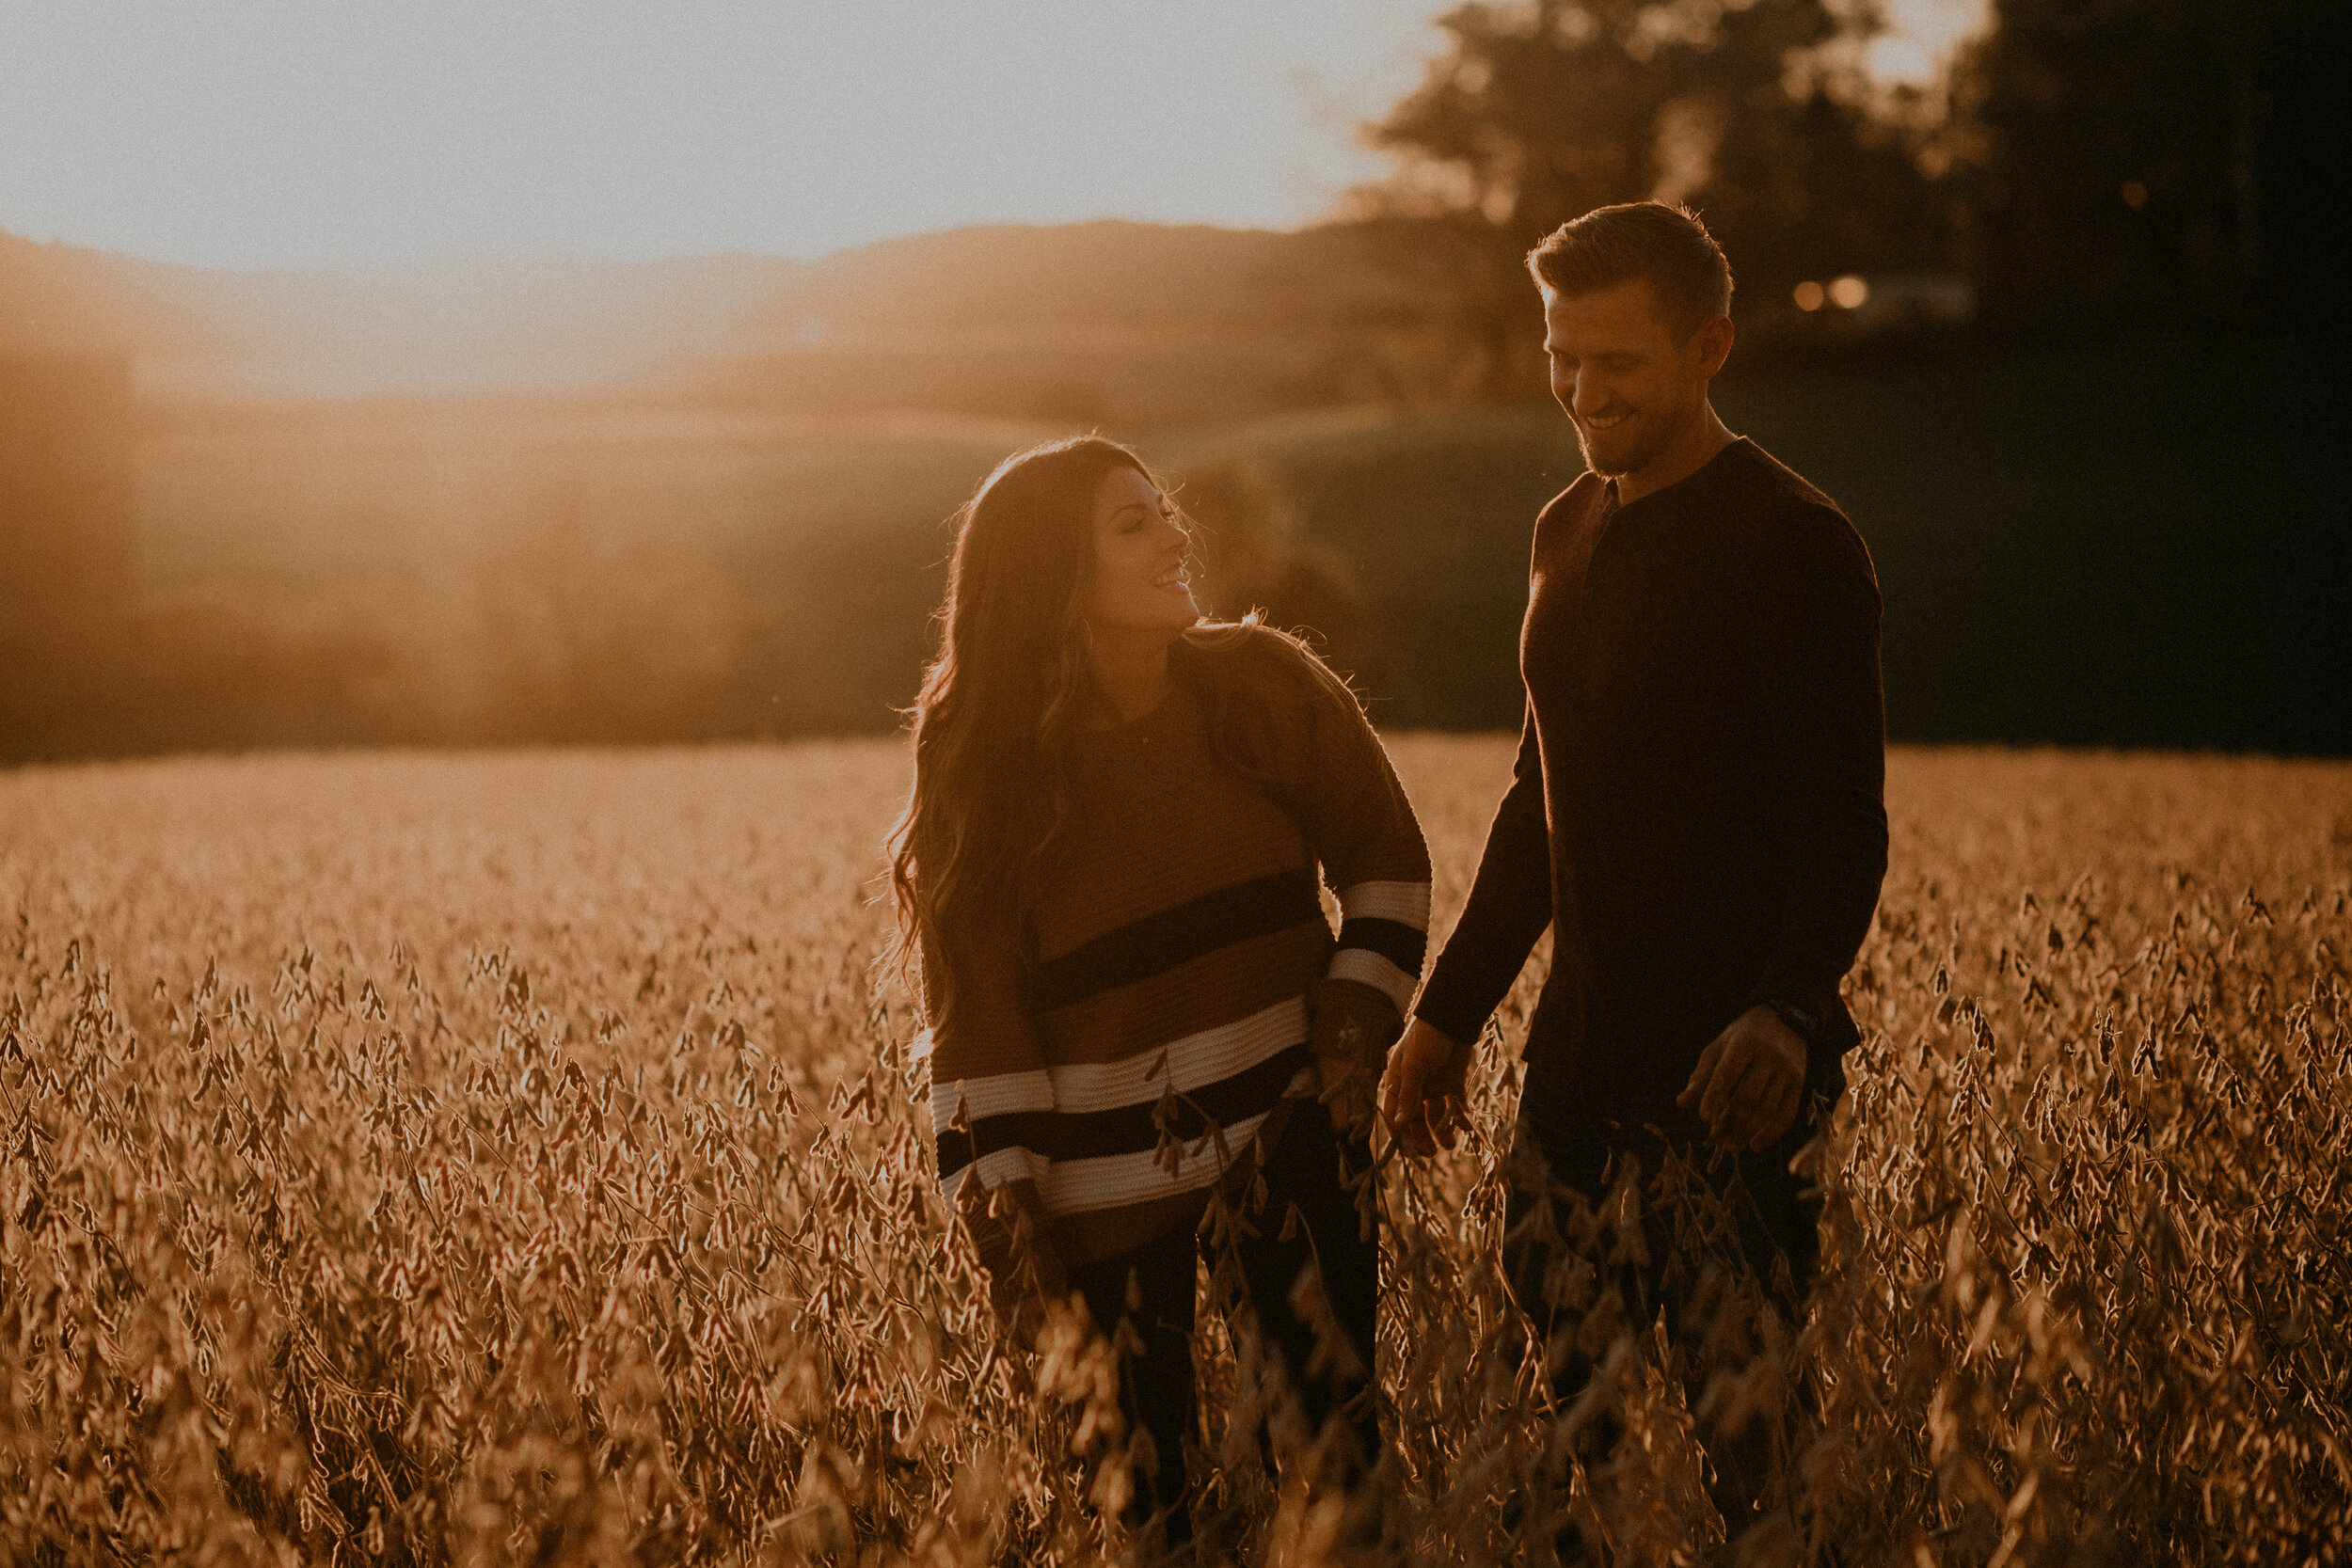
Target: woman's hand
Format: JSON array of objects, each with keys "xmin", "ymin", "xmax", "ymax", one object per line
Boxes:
[
  {"xmin": 1378, "ymin": 1017, "xmax": 1469, "ymax": 1156},
  {"xmin": 1318, "ymin": 1055, "xmax": 1380, "ymax": 1143},
  {"xmin": 1309, "ymin": 977, "xmax": 1406, "ymax": 1143}
]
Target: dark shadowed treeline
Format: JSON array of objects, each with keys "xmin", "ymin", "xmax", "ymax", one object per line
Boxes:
[
  {"xmin": 1250, "ymin": 342, "xmax": 2352, "ymax": 755},
  {"xmin": 3, "ymin": 338, "xmax": 2344, "ymax": 764}
]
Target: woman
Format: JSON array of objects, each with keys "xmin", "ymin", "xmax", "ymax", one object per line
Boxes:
[{"xmin": 886, "ymin": 436, "xmax": 1430, "ymax": 1555}]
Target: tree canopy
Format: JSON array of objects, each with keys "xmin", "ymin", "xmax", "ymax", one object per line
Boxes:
[
  {"xmin": 1955, "ymin": 0, "xmax": 2348, "ymax": 332},
  {"xmin": 1359, "ymin": 0, "xmax": 1947, "ymax": 389},
  {"xmin": 1358, "ymin": 0, "xmax": 2338, "ymax": 382}
]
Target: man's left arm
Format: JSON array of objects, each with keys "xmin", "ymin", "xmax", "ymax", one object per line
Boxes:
[{"xmin": 1682, "ymin": 506, "xmax": 1889, "ymax": 1149}]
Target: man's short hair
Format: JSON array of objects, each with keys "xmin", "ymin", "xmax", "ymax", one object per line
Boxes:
[{"xmin": 1527, "ymin": 202, "xmax": 1734, "ymax": 341}]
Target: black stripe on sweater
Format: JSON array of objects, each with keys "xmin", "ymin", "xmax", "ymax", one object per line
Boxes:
[
  {"xmin": 936, "ymin": 1039, "xmax": 1312, "ymax": 1183},
  {"xmin": 1336, "ymin": 916, "xmax": 1426, "ymax": 977},
  {"xmin": 1032, "ymin": 868, "xmax": 1324, "ymax": 1012}
]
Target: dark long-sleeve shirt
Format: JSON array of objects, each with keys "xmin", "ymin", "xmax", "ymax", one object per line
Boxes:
[{"xmin": 1415, "ymin": 437, "xmax": 1887, "ymax": 1113}]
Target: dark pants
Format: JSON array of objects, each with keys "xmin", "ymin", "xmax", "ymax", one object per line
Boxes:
[
  {"xmin": 1066, "ymin": 1101, "xmax": 1383, "ymax": 1557},
  {"xmin": 1502, "ymin": 1060, "xmax": 1824, "ymax": 1541}
]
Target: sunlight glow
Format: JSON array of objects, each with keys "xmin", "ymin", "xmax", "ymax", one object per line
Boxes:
[{"xmin": 0, "ymin": 1, "xmax": 1986, "ymax": 269}]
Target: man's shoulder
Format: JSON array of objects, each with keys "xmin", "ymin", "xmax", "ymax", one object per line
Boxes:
[
  {"xmin": 1715, "ymin": 438, "xmax": 1847, "ymax": 527},
  {"xmin": 1717, "ymin": 440, "xmax": 1875, "ymax": 581},
  {"xmin": 1535, "ymin": 471, "xmax": 1610, "ymax": 531}
]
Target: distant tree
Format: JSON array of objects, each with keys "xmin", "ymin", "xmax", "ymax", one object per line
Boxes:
[
  {"xmin": 1179, "ymin": 461, "xmax": 1377, "ymax": 683},
  {"xmin": 1357, "ymin": 0, "xmax": 1948, "ymax": 392},
  {"xmin": 1952, "ymin": 0, "xmax": 2349, "ymax": 332}
]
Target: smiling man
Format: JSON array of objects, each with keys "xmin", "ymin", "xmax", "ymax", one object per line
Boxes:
[{"xmin": 1379, "ymin": 201, "xmax": 1887, "ymax": 1536}]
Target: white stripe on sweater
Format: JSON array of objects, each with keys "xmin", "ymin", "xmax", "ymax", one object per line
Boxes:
[
  {"xmin": 1327, "ymin": 947, "xmax": 1419, "ymax": 1015},
  {"xmin": 1047, "ymin": 996, "xmax": 1308, "ymax": 1113},
  {"xmin": 926, "ymin": 995, "xmax": 1309, "ymax": 1133},
  {"xmin": 928, "ymin": 1069, "xmax": 1053, "ymax": 1135},
  {"xmin": 939, "ymin": 1144, "xmax": 1044, "ymax": 1196},
  {"xmin": 1337, "ymin": 879, "xmax": 1431, "ymax": 930},
  {"xmin": 1042, "ymin": 1110, "xmax": 1276, "ymax": 1214}
]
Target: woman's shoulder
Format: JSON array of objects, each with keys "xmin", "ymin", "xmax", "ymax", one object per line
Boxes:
[{"xmin": 1177, "ymin": 619, "xmax": 1360, "ymax": 711}]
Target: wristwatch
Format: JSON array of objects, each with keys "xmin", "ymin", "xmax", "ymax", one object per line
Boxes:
[{"xmin": 1762, "ymin": 997, "xmax": 1824, "ymax": 1047}]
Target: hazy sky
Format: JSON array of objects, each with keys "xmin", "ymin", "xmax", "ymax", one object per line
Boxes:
[{"xmin": 0, "ymin": 1, "xmax": 1987, "ymax": 271}]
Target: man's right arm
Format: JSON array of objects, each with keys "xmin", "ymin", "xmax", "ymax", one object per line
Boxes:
[{"xmin": 1381, "ymin": 705, "xmax": 1555, "ymax": 1150}]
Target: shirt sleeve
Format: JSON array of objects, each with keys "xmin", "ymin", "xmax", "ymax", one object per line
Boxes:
[
  {"xmin": 920, "ymin": 924, "xmax": 1067, "ymax": 1315},
  {"xmin": 1411, "ymin": 700, "xmax": 1556, "ymax": 1049},
  {"xmin": 1737, "ymin": 506, "xmax": 1890, "ymax": 1067}
]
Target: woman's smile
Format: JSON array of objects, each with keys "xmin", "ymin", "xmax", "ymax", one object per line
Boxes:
[{"xmin": 1085, "ymin": 466, "xmax": 1200, "ymax": 633}]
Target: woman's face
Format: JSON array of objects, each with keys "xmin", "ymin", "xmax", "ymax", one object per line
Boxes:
[{"xmin": 1080, "ymin": 465, "xmax": 1199, "ymax": 634}]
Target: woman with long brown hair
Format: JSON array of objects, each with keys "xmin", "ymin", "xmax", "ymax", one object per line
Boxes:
[{"xmin": 886, "ymin": 436, "xmax": 1429, "ymax": 1556}]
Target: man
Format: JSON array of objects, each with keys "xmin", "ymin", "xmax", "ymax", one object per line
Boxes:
[{"xmin": 1378, "ymin": 201, "xmax": 1887, "ymax": 1534}]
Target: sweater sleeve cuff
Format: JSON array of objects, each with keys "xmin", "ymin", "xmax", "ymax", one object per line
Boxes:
[
  {"xmin": 1409, "ymin": 965, "xmax": 1493, "ymax": 1054},
  {"xmin": 1327, "ymin": 879, "xmax": 1429, "ymax": 1016}
]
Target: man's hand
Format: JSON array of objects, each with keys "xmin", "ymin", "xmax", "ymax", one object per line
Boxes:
[
  {"xmin": 1677, "ymin": 1004, "xmax": 1809, "ymax": 1151},
  {"xmin": 1378, "ymin": 1017, "xmax": 1470, "ymax": 1157}
]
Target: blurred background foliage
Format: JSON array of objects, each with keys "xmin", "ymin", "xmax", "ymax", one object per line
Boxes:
[{"xmin": 2, "ymin": 0, "xmax": 2346, "ymax": 762}]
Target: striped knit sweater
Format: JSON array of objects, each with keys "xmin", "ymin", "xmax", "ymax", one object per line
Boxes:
[{"xmin": 920, "ymin": 625, "xmax": 1431, "ymax": 1310}]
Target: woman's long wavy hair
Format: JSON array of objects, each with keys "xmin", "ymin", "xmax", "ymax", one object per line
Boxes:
[{"xmin": 884, "ymin": 436, "xmax": 1168, "ymax": 1009}]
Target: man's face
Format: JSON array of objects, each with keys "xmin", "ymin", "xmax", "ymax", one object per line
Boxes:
[{"xmin": 1542, "ymin": 277, "xmax": 1719, "ymax": 480}]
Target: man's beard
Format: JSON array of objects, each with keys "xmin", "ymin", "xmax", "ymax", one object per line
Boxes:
[{"xmin": 1577, "ymin": 401, "xmax": 1683, "ymax": 479}]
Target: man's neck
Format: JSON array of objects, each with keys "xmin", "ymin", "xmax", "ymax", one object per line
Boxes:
[
  {"xmin": 1615, "ymin": 398, "xmax": 1737, "ymax": 508},
  {"xmin": 1083, "ymin": 627, "xmax": 1175, "ymax": 725}
]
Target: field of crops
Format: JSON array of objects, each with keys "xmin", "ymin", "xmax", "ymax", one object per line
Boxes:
[{"xmin": 3, "ymin": 740, "xmax": 2346, "ymax": 1564}]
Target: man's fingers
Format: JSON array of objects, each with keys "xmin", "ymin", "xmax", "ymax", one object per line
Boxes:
[
  {"xmin": 1733, "ymin": 1059, "xmax": 1805, "ymax": 1149},
  {"xmin": 1744, "ymin": 1075, "xmax": 1795, "ymax": 1151},
  {"xmin": 1677, "ymin": 1036, "xmax": 1724, "ymax": 1107},
  {"xmin": 1700, "ymin": 1037, "xmax": 1762, "ymax": 1130},
  {"xmin": 1750, "ymin": 1081, "xmax": 1778, "ymax": 1151},
  {"xmin": 1378, "ymin": 1066, "xmax": 1431, "ymax": 1156},
  {"xmin": 1378, "ymin": 1059, "xmax": 1413, "ymax": 1127},
  {"xmin": 1749, "ymin": 1076, "xmax": 1800, "ymax": 1150}
]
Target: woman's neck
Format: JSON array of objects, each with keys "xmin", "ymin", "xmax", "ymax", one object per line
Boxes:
[{"xmin": 1084, "ymin": 625, "xmax": 1176, "ymax": 725}]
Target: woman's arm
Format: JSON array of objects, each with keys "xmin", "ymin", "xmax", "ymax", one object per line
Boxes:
[
  {"xmin": 1274, "ymin": 643, "xmax": 1434, "ymax": 1132},
  {"xmin": 921, "ymin": 927, "xmax": 1067, "ymax": 1337}
]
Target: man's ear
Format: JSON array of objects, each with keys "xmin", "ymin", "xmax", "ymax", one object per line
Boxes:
[{"xmin": 1691, "ymin": 313, "xmax": 1735, "ymax": 380}]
